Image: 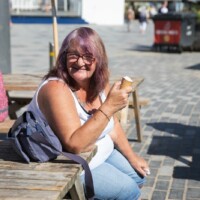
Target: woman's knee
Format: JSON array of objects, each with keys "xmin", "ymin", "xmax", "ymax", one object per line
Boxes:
[{"xmin": 117, "ymin": 179, "xmax": 141, "ymax": 200}]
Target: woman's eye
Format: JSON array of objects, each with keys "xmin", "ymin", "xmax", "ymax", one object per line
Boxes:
[
  {"xmin": 68, "ymin": 54, "xmax": 78, "ymax": 59},
  {"xmin": 84, "ymin": 55, "xmax": 93, "ymax": 60}
]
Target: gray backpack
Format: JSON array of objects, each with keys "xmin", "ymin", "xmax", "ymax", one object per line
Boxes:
[{"xmin": 7, "ymin": 111, "xmax": 94, "ymax": 200}]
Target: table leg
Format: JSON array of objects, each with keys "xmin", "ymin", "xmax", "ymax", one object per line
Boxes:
[
  {"xmin": 6, "ymin": 91, "xmax": 31, "ymax": 119},
  {"xmin": 132, "ymin": 89, "xmax": 142, "ymax": 142},
  {"xmin": 69, "ymin": 177, "xmax": 86, "ymax": 200},
  {"xmin": 6, "ymin": 91, "xmax": 16, "ymax": 119},
  {"xmin": 120, "ymin": 101, "xmax": 129, "ymax": 125}
]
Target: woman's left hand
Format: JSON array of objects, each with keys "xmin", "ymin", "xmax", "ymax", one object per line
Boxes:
[{"xmin": 130, "ymin": 154, "xmax": 150, "ymax": 177}]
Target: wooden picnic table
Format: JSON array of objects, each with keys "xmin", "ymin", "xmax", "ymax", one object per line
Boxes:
[
  {"xmin": 110, "ymin": 76, "xmax": 144, "ymax": 142},
  {"xmin": 3, "ymin": 73, "xmax": 145, "ymax": 142},
  {"xmin": 3, "ymin": 73, "xmax": 43, "ymax": 91},
  {"xmin": 3, "ymin": 73, "xmax": 43, "ymax": 119},
  {"xmin": 0, "ymin": 139, "xmax": 97, "ymax": 200}
]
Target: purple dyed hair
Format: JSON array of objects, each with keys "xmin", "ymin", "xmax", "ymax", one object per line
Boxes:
[{"xmin": 45, "ymin": 27, "xmax": 109, "ymax": 102}]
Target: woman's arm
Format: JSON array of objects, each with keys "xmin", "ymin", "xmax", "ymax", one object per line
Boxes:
[
  {"xmin": 38, "ymin": 80, "xmax": 129, "ymax": 154},
  {"xmin": 109, "ymin": 116, "xmax": 149, "ymax": 177},
  {"xmin": 104, "ymin": 82, "xmax": 149, "ymax": 177}
]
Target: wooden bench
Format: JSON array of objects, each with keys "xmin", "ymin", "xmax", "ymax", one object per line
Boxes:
[
  {"xmin": 0, "ymin": 119, "xmax": 15, "ymax": 134},
  {"xmin": 0, "ymin": 116, "xmax": 97, "ymax": 200},
  {"xmin": 0, "ymin": 138, "xmax": 97, "ymax": 200},
  {"xmin": 129, "ymin": 97, "xmax": 150, "ymax": 109}
]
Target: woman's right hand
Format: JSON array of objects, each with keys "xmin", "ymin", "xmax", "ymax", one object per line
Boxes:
[{"xmin": 103, "ymin": 81, "xmax": 132, "ymax": 115}]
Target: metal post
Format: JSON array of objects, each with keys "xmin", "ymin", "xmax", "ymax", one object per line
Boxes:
[
  {"xmin": 49, "ymin": 42, "xmax": 54, "ymax": 70},
  {"xmin": 0, "ymin": 1, "xmax": 11, "ymax": 74}
]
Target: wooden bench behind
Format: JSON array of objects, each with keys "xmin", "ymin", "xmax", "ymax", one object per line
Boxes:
[{"xmin": 0, "ymin": 119, "xmax": 15, "ymax": 134}]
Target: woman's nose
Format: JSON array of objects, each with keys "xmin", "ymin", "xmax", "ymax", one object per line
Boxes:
[{"xmin": 77, "ymin": 57, "xmax": 85, "ymax": 66}]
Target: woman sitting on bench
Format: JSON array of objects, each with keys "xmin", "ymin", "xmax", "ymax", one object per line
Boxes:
[{"xmin": 28, "ymin": 27, "xmax": 149, "ymax": 200}]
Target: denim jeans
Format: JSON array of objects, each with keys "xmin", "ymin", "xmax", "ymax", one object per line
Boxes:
[{"xmin": 81, "ymin": 149, "xmax": 146, "ymax": 200}]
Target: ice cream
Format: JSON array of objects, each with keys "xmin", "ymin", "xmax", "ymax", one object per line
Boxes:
[{"xmin": 120, "ymin": 76, "xmax": 133, "ymax": 89}]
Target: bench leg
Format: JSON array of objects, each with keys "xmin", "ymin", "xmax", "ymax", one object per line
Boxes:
[
  {"xmin": 120, "ymin": 102, "xmax": 129, "ymax": 125},
  {"xmin": 6, "ymin": 91, "xmax": 31, "ymax": 119},
  {"xmin": 132, "ymin": 89, "xmax": 142, "ymax": 142},
  {"xmin": 69, "ymin": 177, "xmax": 86, "ymax": 200}
]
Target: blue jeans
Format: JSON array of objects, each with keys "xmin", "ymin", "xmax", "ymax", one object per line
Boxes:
[{"xmin": 81, "ymin": 149, "xmax": 146, "ymax": 200}]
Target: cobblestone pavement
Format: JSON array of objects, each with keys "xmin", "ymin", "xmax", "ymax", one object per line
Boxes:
[{"xmin": 11, "ymin": 20, "xmax": 200, "ymax": 200}]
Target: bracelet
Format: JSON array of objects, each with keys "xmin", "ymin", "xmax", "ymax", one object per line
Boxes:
[{"xmin": 98, "ymin": 108, "xmax": 110, "ymax": 121}]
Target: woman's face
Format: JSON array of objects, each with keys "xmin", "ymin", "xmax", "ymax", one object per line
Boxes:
[{"xmin": 66, "ymin": 47, "xmax": 96, "ymax": 84}]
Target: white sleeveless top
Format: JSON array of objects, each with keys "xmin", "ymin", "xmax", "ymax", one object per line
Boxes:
[{"xmin": 28, "ymin": 77, "xmax": 114, "ymax": 170}]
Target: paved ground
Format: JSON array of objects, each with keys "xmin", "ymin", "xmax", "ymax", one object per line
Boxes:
[{"xmin": 10, "ymin": 20, "xmax": 200, "ymax": 200}]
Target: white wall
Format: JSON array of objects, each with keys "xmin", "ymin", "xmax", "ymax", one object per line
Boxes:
[{"xmin": 82, "ymin": 0, "xmax": 124, "ymax": 25}]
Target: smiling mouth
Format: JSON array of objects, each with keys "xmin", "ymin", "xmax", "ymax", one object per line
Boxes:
[{"xmin": 71, "ymin": 66, "xmax": 89, "ymax": 71}]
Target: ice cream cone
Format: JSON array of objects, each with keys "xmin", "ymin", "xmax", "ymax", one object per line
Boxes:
[{"xmin": 120, "ymin": 76, "xmax": 133, "ymax": 89}]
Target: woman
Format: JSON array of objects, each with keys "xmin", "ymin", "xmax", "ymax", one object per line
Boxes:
[{"xmin": 28, "ymin": 27, "xmax": 149, "ymax": 200}]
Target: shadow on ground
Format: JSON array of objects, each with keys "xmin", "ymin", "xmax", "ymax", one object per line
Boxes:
[
  {"xmin": 132, "ymin": 44, "xmax": 153, "ymax": 52},
  {"xmin": 185, "ymin": 63, "xmax": 200, "ymax": 70},
  {"xmin": 128, "ymin": 45, "xmax": 200, "ymax": 54},
  {"xmin": 127, "ymin": 44, "xmax": 181, "ymax": 53},
  {"xmin": 147, "ymin": 122, "xmax": 200, "ymax": 181}
]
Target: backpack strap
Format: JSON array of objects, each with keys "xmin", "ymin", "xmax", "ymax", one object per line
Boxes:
[
  {"xmin": 61, "ymin": 152, "xmax": 94, "ymax": 200},
  {"xmin": 30, "ymin": 123, "xmax": 95, "ymax": 200}
]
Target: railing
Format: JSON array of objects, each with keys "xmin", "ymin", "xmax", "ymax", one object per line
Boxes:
[
  {"xmin": 10, "ymin": 0, "xmax": 82, "ymax": 15},
  {"xmin": 11, "ymin": 0, "xmax": 41, "ymax": 11}
]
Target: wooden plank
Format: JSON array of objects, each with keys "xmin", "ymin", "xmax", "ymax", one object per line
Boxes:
[
  {"xmin": 3, "ymin": 73, "xmax": 43, "ymax": 91},
  {"xmin": 0, "ymin": 188, "xmax": 60, "ymax": 200},
  {"xmin": 0, "ymin": 120, "xmax": 15, "ymax": 133},
  {"xmin": 129, "ymin": 97, "xmax": 150, "ymax": 108},
  {"xmin": 3, "ymin": 74, "xmax": 144, "ymax": 92},
  {"xmin": 0, "ymin": 140, "xmax": 97, "ymax": 200},
  {"xmin": 0, "ymin": 169, "xmax": 77, "ymax": 181},
  {"xmin": 0, "ymin": 178, "xmax": 67, "ymax": 191},
  {"xmin": 5, "ymin": 84, "xmax": 39, "ymax": 91}
]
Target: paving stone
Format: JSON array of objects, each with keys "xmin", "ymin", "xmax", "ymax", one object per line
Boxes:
[
  {"xmin": 171, "ymin": 178, "xmax": 186, "ymax": 189},
  {"xmin": 186, "ymin": 188, "xmax": 200, "ymax": 199},
  {"xmin": 151, "ymin": 190, "xmax": 167, "ymax": 200},
  {"xmin": 158, "ymin": 166, "xmax": 174, "ymax": 176},
  {"xmin": 145, "ymin": 177, "xmax": 155, "ymax": 187},
  {"xmin": 163, "ymin": 157, "xmax": 175, "ymax": 166},
  {"xmin": 188, "ymin": 180, "xmax": 200, "ymax": 187},
  {"xmin": 141, "ymin": 187, "xmax": 153, "ymax": 200},
  {"xmin": 168, "ymin": 189, "xmax": 184, "ymax": 199},
  {"xmin": 148, "ymin": 168, "xmax": 158, "ymax": 179},
  {"xmin": 149, "ymin": 160, "xmax": 162, "ymax": 168},
  {"xmin": 157, "ymin": 175, "xmax": 171, "ymax": 181},
  {"xmin": 155, "ymin": 180, "xmax": 169, "ymax": 190}
]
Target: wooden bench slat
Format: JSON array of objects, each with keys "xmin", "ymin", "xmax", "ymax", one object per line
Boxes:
[
  {"xmin": 0, "ymin": 188, "xmax": 60, "ymax": 199},
  {"xmin": 0, "ymin": 120, "xmax": 15, "ymax": 133},
  {"xmin": 0, "ymin": 139, "xmax": 97, "ymax": 200},
  {"xmin": 129, "ymin": 97, "xmax": 150, "ymax": 108},
  {"xmin": 0, "ymin": 169, "xmax": 76, "ymax": 181},
  {"xmin": 0, "ymin": 178, "xmax": 67, "ymax": 191}
]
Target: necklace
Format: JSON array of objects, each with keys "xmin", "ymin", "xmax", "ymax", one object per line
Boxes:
[{"xmin": 74, "ymin": 91, "xmax": 99, "ymax": 115}]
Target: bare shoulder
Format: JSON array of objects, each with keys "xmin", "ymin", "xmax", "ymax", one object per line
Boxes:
[
  {"xmin": 39, "ymin": 80, "xmax": 70, "ymax": 96},
  {"xmin": 38, "ymin": 79, "xmax": 75, "ymax": 112},
  {"xmin": 37, "ymin": 80, "xmax": 81, "ymax": 147}
]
